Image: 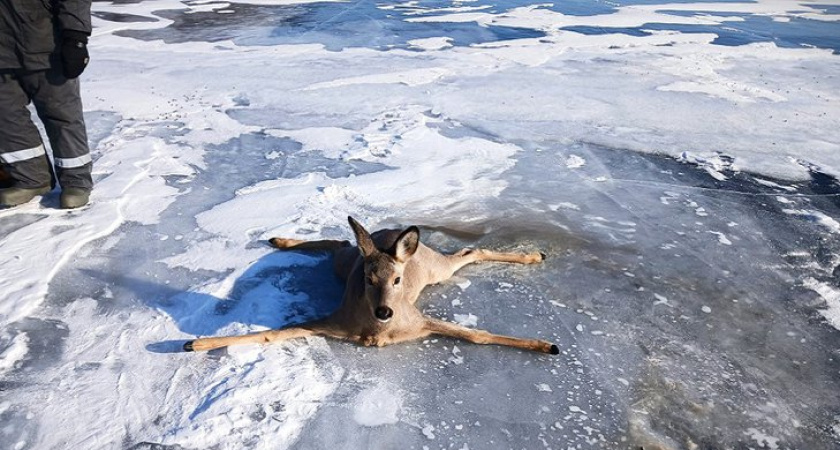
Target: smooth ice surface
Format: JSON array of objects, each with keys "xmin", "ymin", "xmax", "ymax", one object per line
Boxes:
[{"xmin": 1, "ymin": 1, "xmax": 840, "ymax": 449}]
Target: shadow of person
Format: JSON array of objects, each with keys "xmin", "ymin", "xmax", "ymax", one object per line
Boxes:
[{"xmin": 125, "ymin": 245, "xmax": 345, "ymax": 353}]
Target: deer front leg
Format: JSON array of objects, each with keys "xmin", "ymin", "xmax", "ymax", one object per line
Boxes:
[
  {"xmin": 424, "ymin": 318, "xmax": 558, "ymax": 355},
  {"xmin": 183, "ymin": 320, "xmax": 346, "ymax": 352}
]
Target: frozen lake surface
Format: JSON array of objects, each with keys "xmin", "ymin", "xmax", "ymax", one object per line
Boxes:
[{"xmin": 1, "ymin": 1, "xmax": 840, "ymax": 449}]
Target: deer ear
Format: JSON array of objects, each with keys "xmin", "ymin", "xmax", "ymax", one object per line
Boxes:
[
  {"xmin": 392, "ymin": 226, "xmax": 420, "ymax": 262},
  {"xmin": 348, "ymin": 216, "xmax": 377, "ymax": 257}
]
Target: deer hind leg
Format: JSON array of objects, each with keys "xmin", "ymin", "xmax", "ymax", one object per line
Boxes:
[
  {"xmin": 269, "ymin": 237, "xmax": 351, "ymax": 251},
  {"xmin": 424, "ymin": 318, "xmax": 558, "ymax": 355},
  {"xmin": 443, "ymin": 247, "xmax": 545, "ymax": 276},
  {"xmin": 183, "ymin": 320, "xmax": 347, "ymax": 352}
]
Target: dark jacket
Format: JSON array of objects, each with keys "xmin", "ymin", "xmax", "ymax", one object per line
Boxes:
[{"xmin": 0, "ymin": 0, "xmax": 92, "ymax": 70}]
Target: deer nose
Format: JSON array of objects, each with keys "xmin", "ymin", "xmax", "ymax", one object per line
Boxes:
[{"xmin": 374, "ymin": 306, "xmax": 394, "ymax": 322}]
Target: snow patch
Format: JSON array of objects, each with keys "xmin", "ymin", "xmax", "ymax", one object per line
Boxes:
[
  {"xmin": 353, "ymin": 385, "xmax": 403, "ymax": 427},
  {"xmin": 449, "ymin": 345, "xmax": 464, "ymax": 365},
  {"xmin": 549, "ymin": 202, "xmax": 581, "ymax": 211},
  {"xmin": 709, "ymin": 231, "xmax": 733, "ymax": 245},
  {"xmin": 783, "ymin": 209, "xmax": 840, "ymax": 234},
  {"xmin": 744, "ymin": 428, "xmax": 780, "ymax": 450},
  {"xmin": 455, "ymin": 279, "xmax": 472, "ymax": 291},
  {"xmin": 301, "ymin": 68, "xmax": 451, "ymax": 90},
  {"xmin": 653, "ymin": 294, "xmax": 672, "ymax": 307},
  {"xmin": 565, "ymin": 155, "xmax": 586, "ymax": 169},
  {"xmin": 802, "ymin": 278, "xmax": 840, "ymax": 331},
  {"xmin": 0, "ymin": 332, "xmax": 29, "ymax": 375},
  {"xmin": 407, "ymin": 37, "xmax": 454, "ymax": 51},
  {"xmin": 453, "ymin": 313, "xmax": 478, "ymax": 327},
  {"xmin": 679, "ymin": 151, "xmax": 736, "ymax": 181}
]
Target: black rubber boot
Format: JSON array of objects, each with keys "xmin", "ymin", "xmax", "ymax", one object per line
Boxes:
[
  {"xmin": 59, "ymin": 187, "xmax": 90, "ymax": 209},
  {"xmin": 0, "ymin": 185, "xmax": 51, "ymax": 207}
]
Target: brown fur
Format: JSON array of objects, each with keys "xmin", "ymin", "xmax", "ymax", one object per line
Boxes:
[{"xmin": 184, "ymin": 217, "xmax": 558, "ymax": 355}]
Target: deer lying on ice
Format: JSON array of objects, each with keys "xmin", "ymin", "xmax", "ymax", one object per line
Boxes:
[{"xmin": 183, "ymin": 217, "xmax": 559, "ymax": 355}]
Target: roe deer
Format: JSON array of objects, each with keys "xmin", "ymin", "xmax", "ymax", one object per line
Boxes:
[{"xmin": 183, "ymin": 216, "xmax": 559, "ymax": 355}]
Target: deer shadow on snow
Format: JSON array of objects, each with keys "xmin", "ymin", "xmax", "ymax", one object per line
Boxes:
[{"xmin": 146, "ymin": 248, "xmax": 344, "ymax": 354}]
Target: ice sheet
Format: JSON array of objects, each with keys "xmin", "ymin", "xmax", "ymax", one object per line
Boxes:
[{"xmin": 1, "ymin": 1, "xmax": 839, "ymax": 449}]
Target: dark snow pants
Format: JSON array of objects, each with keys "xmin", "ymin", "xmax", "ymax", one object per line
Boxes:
[{"xmin": 0, "ymin": 69, "xmax": 92, "ymax": 190}]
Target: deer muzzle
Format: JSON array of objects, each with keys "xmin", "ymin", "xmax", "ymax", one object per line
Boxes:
[{"xmin": 374, "ymin": 306, "xmax": 394, "ymax": 322}]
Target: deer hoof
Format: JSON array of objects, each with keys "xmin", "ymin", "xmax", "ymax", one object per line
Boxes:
[
  {"xmin": 268, "ymin": 238, "xmax": 284, "ymax": 248},
  {"xmin": 539, "ymin": 252, "xmax": 547, "ymax": 261},
  {"xmin": 549, "ymin": 344, "xmax": 559, "ymax": 355},
  {"xmin": 183, "ymin": 341, "xmax": 195, "ymax": 352}
]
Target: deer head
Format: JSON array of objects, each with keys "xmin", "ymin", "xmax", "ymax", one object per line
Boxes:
[{"xmin": 348, "ymin": 216, "xmax": 419, "ymax": 323}]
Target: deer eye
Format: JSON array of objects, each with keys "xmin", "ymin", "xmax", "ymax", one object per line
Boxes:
[{"xmin": 394, "ymin": 277, "xmax": 401, "ymax": 286}]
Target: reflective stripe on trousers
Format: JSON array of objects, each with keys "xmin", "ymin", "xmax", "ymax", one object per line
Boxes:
[
  {"xmin": 54, "ymin": 153, "xmax": 92, "ymax": 168},
  {"xmin": 0, "ymin": 144, "xmax": 46, "ymax": 164}
]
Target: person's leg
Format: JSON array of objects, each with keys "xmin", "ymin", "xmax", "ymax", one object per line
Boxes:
[
  {"xmin": 0, "ymin": 165, "xmax": 13, "ymax": 189},
  {"xmin": 0, "ymin": 72, "xmax": 55, "ymax": 206},
  {"xmin": 24, "ymin": 69, "xmax": 93, "ymax": 190},
  {"xmin": 18, "ymin": 69, "xmax": 92, "ymax": 208}
]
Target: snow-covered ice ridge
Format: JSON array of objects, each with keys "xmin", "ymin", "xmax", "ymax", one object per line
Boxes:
[{"xmin": 1, "ymin": 0, "xmax": 839, "ymax": 449}]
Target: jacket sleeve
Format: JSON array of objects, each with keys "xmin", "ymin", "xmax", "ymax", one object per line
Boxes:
[{"xmin": 56, "ymin": 0, "xmax": 92, "ymax": 36}]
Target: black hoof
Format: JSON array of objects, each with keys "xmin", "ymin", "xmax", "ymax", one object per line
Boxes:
[
  {"xmin": 549, "ymin": 344, "xmax": 559, "ymax": 355},
  {"xmin": 539, "ymin": 252, "xmax": 547, "ymax": 261},
  {"xmin": 183, "ymin": 341, "xmax": 195, "ymax": 352}
]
